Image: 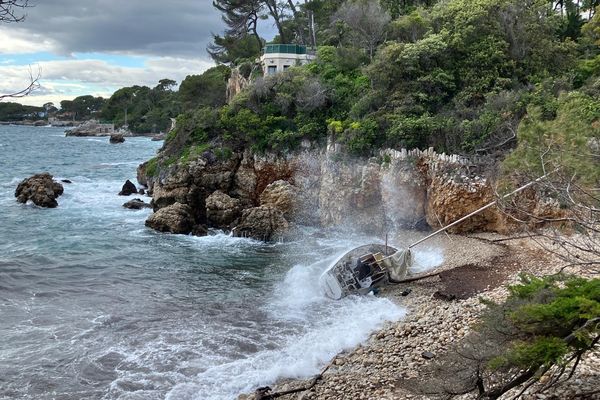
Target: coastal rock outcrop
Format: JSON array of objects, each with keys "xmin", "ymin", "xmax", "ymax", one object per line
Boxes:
[
  {"xmin": 119, "ymin": 180, "xmax": 138, "ymax": 196},
  {"xmin": 205, "ymin": 190, "xmax": 241, "ymax": 228},
  {"xmin": 232, "ymin": 206, "xmax": 289, "ymax": 242},
  {"xmin": 259, "ymin": 180, "xmax": 302, "ymax": 220},
  {"xmin": 139, "ymin": 137, "xmax": 563, "ymax": 240},
  {"xmin": 123, "ymin": 198, "xmax": 152, "ymax": 210},
  {"xmin": 15, "ymin": 173, "xmax": 64, "ymax": 208},
  {"xmin": 145, "ymin": 202, "xmax": 196, "ymax": 234},
  {"xmin": 109, "ymin": 134, "xmax": 125, "ymax": 144}
]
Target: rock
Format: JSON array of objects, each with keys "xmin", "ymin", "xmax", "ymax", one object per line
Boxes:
[
  {"xmin": 109, "ymin": 133, "xmax": 125, "ymax": 144},
  {"xmin": 421, "ymin": 351, "xmax": 435, "ymax": 360},
  {"xmin": 205, "ymin": 190, "xmax": 241, "ymax": 228},
  {"xmin": 119, "ymin": 180, "xmax": 138, "ymax": 196},
  {"xmin": 123, "ymin": 198, "xmax": 151, "ymax": 210},
  {"xmin": 401, "ymin": 288, "xmax": 412, "ymax": 296},
  {"xmin": 61, "ymin": 179, "xmax": 72, "ymax": 184},
  {"xmin": 15, "ymin": 173, "xmax": 64, "ymax": 208},
  {"xmin": 232, "ymin": 206, "xmax": 289, "ymax": 242},
  {"xmin": 145, "ymin": 202, "xmax": 195, "ymax": 234},
  {"xmin": 259, "ymin": 180, "xmax": 302, "ymax": 220},
  {"xmin": 138, "ymin": 188, "xmax": 145, "ymax": 195}
]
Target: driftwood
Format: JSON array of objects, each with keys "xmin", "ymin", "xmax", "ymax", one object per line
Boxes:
[{"xmin": 253, "ymin": 361, "xmax": 333, "ymax": 399}]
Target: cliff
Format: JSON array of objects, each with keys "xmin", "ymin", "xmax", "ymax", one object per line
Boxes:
[{"xmin": 137, "ymin": 138, "xmax": 561, "ymax": 240}]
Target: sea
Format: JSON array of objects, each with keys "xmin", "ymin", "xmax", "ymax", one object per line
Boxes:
[{"xmin": 0, "ymin": 125, "xmax": 441, "ymax": 400}]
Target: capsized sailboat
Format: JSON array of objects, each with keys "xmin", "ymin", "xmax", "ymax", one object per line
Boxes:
[
  {"xmin": 319, "ymin": 171, "xmax": 556, "ymax": 300},
  {"xmin": 319, "ymin": 244, "xmax": 413, "ymax": 300}
]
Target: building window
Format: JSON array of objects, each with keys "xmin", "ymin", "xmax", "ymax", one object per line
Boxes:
[
  {"xmin": 283, "ymin": 65, "xmax": 290, "ymax": 70},
  {"xmin": 267, "ymin": 65, "xmax": 277, "ymax": 75}
]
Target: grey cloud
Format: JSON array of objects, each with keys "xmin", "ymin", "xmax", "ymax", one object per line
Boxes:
[{"xmin": 8, "ymin": 0, "xmax": 224, "ymax": 58}]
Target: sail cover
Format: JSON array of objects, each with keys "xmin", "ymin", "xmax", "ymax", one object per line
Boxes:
[{"xmin": 383, "ymin": 248, "xmax": 413, "ymax": 282}]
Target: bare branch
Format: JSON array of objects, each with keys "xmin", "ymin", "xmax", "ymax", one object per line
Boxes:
[
  {"xmin": 0, "ymin": 65, "xmax": 41, "ymax": 101},
  {"xmin": 0, "ymin": 0, "xmax": 30, "ymax": 23}
]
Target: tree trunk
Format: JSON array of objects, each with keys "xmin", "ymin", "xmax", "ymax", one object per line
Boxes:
[{"xmin": 264, "ymin": 0, "xmax": 287, "ymax": 43}]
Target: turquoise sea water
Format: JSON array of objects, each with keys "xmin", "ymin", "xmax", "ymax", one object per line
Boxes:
[{"xmin": 0, "ymin": 126, "xmax": 406, "ymax": 400}]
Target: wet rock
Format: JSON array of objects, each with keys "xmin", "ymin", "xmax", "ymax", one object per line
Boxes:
[
  {"xmin": 205, "ymin": 190, "xmax": 241, "ymax": 228},
  {"xmin": 123, "ymin": 198, "xmax": 151, "ymax": 210},
  {"xmin": 109, "ymin": 134, "xmax": 125, "ymax": 144},
  {"xmin": 145, "ymin": 202, "xmax": 194, "ymax": 234},
  {"xmin": 138, "ymin": 188, "xmax": 145, "ymax": 195},
  {"xmin": 401, "ymin": 288, "xmax": 412, "ymax": 296},
  {"xmin": 119, "ymin": 180, "xmax": 138, "ymax": 196},
  {"xmin": 232, "ymin": 206, "xmax": 289, "ymax": 242},
  {"xmin": 15, "ymin": 173, "xmax": 64, "ymax": 208},
  {"xmin": 259, "ymin": 180, "xmax": 301, "ymax": 220},
  {"xmin": 421, "ymin": 351, "xmax": 435, "ymax": 360},
  {"xmin": 61, "ymin": 179, "xmax": 72, "ymax": 184}
]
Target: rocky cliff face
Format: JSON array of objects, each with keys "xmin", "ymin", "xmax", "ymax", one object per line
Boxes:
[{"xmin": 138, "ymin": 138, "xmax": 561, "ymax": 240}]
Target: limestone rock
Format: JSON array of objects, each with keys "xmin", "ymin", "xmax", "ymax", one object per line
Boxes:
[
  {"xmin": 205, "ymin": 190, "xmax": 241, "ymax": 228},
  {"xmin": 145, "ymin": 202, "xmax": 195, "ymax": 234},
  {"xmin": 123, "ymin": 198, "xmax": 152, "ymax": 210},
  {"xmin": 15, "ymin": 173, "xmax": 64, "ymax": 208},
  {"xmin": 259, "ymin": 180, "xmax": 301, "ymax": 220},
  {"xmin": 109, "ymin": 133, "xmax": 125, "ymax": 144},
  {"xmin": 425, "ymin": 175, "xmax": 498, "ymax": 233},
  {"xmin": 232, "ymin": 206, "xmax": 289, "ymax": 242},
  {"xmin": 119, "ymin": 180, "xmax": 138, "ymax": 196}
]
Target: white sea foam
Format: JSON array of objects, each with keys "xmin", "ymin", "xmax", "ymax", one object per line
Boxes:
[
  {"xmin": 164, "ymin": 245, "xmax": 405, "ymax": 400},
  {"xmin": 411, "ymin": 247, "xmax": 444, "ymax": 274}
]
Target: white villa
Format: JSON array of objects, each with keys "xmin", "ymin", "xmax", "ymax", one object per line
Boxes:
[{"xmin": 260, "ymin": 44, "xmax": 316, "ymax": 76}]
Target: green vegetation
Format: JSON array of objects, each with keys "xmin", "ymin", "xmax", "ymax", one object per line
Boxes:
[
  {"xmin": 0, "ymin": 102, "xmax": 43, "ymax": 121},
  {"xmin": 476, "ymin": 275, "xmax": 600, "ymax": 397},
  {"xmin": 157, "ymin": 0, "xmax": 599, "ymax": 164}
]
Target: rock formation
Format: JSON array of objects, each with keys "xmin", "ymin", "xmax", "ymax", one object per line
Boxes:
[
  {"xmin": 144, "ymin": 202, "xmax": 196, "ymax": 234},
  {"xmin": 232, "ymin": 206, "xmax": 289, "ymax": 242},
  {"xmin": 205, "ymin": 190, "xmax": 241, "ymax": 228},
  {"xmin": 119, "ymin": 180, "xmax": 138, "ymax": 196},
  {"xmin": 226, "ymin": 67, "xmax": 250, "ymax": 104},
  {"xmin": 109, "ymin": 134, "xmax": 125, "ymax": 144},
  {"xmin": 15, "ymin": 173, "xmax": 64, "ymax": 208},
  {"xmin": 138, "ymin": 138, "xmax": 564, "ymax": 241},
  {"xmin": 123, "ymin": 198, "xmax": 152, "ymax": 210},
  {"xmin": 259, "ymin": 180, "xmax": 302, "ymax": 220}
]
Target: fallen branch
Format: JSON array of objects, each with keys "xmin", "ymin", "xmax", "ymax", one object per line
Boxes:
[{"xmin": 254, "ymin": 360, "xmax": 333, "ymax": 399}]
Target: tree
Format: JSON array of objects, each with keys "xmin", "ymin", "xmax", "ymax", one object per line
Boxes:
[
  {"xmin": 60, "ymin": 95, "xmax": 106, "ymax": 120},
  {"xmin": 207, "ymin": 33, "xmax": 263, "ymax": 65},
  {"xmin": 179, "ymin": 66, "xmax": 231, "ymax": 110},
  {"xmin": 213, "ymin": 0, "xmax": 263, "ymax": 49},
  {"xmin": 333, "ymin": 0, "xmax": 391, "ymax": 59}
]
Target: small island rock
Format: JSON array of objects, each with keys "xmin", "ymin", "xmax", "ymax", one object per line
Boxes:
[
  {"xmin": 123, "ymin": 198, "xmax": 152, "ymax": 210},
  {"xmin": 15, "ymin": 173, "xmax": 64, "ymax": 208},
  {"xmin": 109, "ymin": 134, "xmax": 125, "ymax": 144},
  {"xmin": 119, "ymin": 180, "xmax": 138, "ymax": 196}
]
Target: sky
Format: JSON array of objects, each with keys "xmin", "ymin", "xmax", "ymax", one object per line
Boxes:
[{"xmin": 0, "ymin": 1, "xmax": 231, "ymax": 107}]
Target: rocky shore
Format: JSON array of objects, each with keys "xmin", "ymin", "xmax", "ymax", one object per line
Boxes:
[{"xmin": 241, "ymin": 234, "xmax": 599, "ymax": 400}]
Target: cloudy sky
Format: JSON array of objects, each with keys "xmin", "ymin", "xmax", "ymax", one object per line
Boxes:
[{"xmin": 0, "ymin": 1, "xmax": 232, "ymax": 106}]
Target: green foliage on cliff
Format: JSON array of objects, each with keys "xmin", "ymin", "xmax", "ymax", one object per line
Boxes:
[{"xmin": 166, "ymin": 0, "xmax": 598, "ymax": 159}]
